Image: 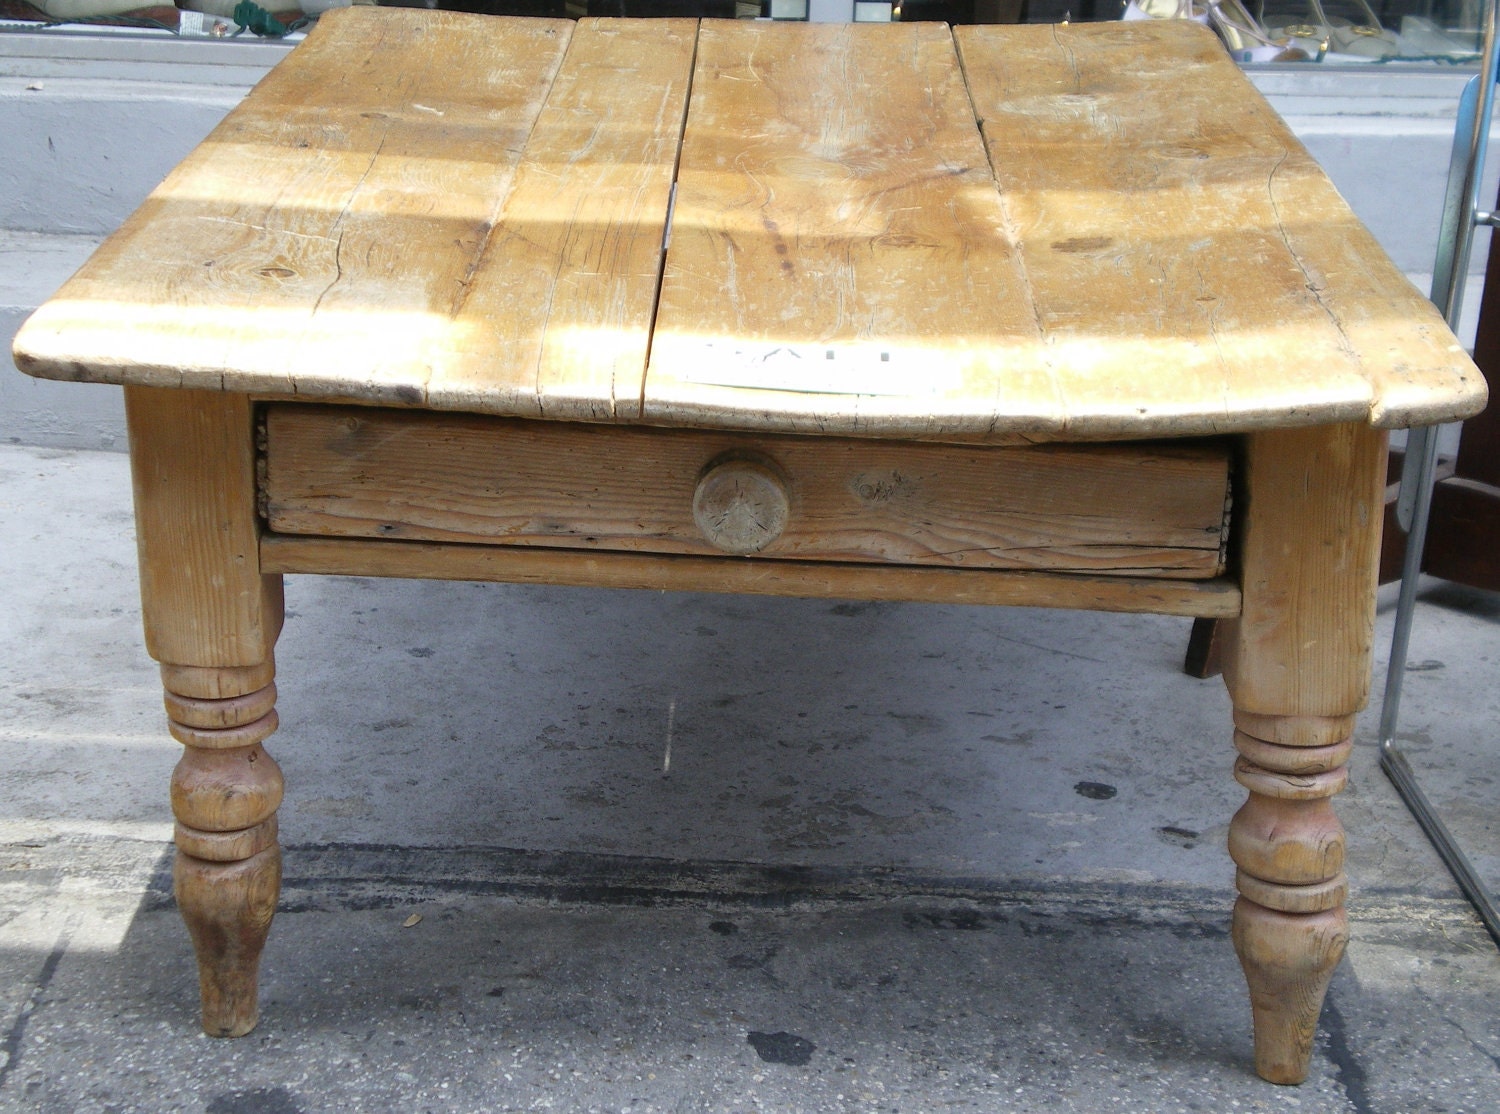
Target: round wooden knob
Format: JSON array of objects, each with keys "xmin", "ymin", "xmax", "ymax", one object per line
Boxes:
[{"xmin": 692, "ymin": 454, "xmax": 790, "ymax": 555}]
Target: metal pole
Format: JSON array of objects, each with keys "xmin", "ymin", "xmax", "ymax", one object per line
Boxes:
[{"xmin": 1377, "ymin": 0, "xmax": 1500, "ymax": 950}]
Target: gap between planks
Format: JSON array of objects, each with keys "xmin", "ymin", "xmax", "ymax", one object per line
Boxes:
[{"xmin": 640, "ymin": 21, "xmax": 702, "ymax": 422}]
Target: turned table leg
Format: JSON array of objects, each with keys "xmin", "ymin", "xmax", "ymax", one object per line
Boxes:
[
  {"xmin": 165, "ymin": 662, "xmax": 283, "ymax": 1036},
  {"xmin": 126, "ymin": 386, "xmax": 285, "ymax": 1036},
  {"xmin": 1228, "ymin": 711, "xmax": 1352, "ymax": 1082},
  {"xmin": 1221, "ymin": 423, "xmax": 1386, "ymax": 1084}
]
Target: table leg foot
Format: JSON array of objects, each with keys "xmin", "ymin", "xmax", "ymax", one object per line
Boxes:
[
  {"xmin": 175, "ymin": 845, "xmax": 282, "ymax": 1037},
  {"xmin": 1232, "ymin": 899, "xmax": 1347, "ymax": 1085},
  {"xmin": 1228, "ymin": 715, "xmax": 1351, "ymax": 1084},
  {"xmin": 163, "ymin": 663, "xmax": 284, "ymax": 1038}
]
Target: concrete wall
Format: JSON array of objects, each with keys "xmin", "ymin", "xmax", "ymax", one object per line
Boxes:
[
  {"xmin": 1, "ymin": 33, "xmax": 289, "ymax": 449},
  {"xmin": 2, "ymin": 30, "xmax": 1496, "ymax": 449}
]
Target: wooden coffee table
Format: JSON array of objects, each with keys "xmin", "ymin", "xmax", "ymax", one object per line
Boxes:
[{"xmin": 13, "ymin": 9, "xmax": 1486, "ymax": 1084}]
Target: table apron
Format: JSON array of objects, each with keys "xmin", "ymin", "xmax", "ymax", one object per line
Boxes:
[
  {"xmin": 258, "ymin": 533, "xmax": 1241, "ymax": 617},
  {"xmin": 260, "ymin": 404, "xmax": 1234, "ymax": 582}
]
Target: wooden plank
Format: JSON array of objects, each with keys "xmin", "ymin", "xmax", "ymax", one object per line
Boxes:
[
  {"xmin": 262, "ymin": 406, "xmax": 1232, "ymax": 578},
  {"xmin": 14, "ymin": 11, "xmax": 693, "ymax": 423},
  {"xmin": 17, "ymin": 8, "xmax": 573, "ymax": 402},
  {"xmin": 259, "ymin": 534, "xmax": 1243, "ymax": 617},
  {"xmin": 644, "ymin": 20, "xmax": 1056, "ymax": 441},
  {"xmin": 429, "ymin": 17, "xmax": 696, "ymax": 421},
  {"xmin": 955, "ymin": 21, "xmax": 1485, "ymax": 435}
]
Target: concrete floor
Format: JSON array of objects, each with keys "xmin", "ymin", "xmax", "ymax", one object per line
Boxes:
[{"xmin": 1, "ymin": 440, "xmax": 1498, "ymax": 1113}]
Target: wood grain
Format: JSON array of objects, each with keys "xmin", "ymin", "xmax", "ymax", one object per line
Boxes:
[
  {"xmin": 161, "ymin": 662, "xmax": 276, "ymax": 702},
  {"xmin": 175, "ymin": 847, "xmax": 281, "ymax": 1038},
  {"xmin": 1232, "ymin": 901, "xmax": 1348, "ymax": 1084},
  {"xmin": 164, "ymin": 663, "xmax": 284, "ymax": 1039},
  {"xmin": 20, "ymin": 10, "xmax": 574, "ymax": 401},
  {"xmin": 1218, "ymin": 421, "xmax": 1376, "ymax": 1083},
  {"xmin": 15, "ymin": 12, "xmax": 694, "ymax": 421},
  {"xmin": 1222, "ymin": 422, "xmax": 1388, "ymax": 718},
  {"xmin": 262, "ymin": 405, "xmax": 1232, "ymax": 577},
  {"xmin": 175, "ymin": 817, "xmax": 279, "ymax": 865},
  {"xmin": 13, "ymin": 15, "xmax": 1484, "ymax": 437},
  {"xmin": 165, "ymin": 684, "xmax": 279, "ymax": 731},
  {"xmin": 955, "ymin": 21, "xmax": 1485, "ymax": 435},
  {"xmin": 430, "ymin": 17, "xmax": 696, "ymax": 421},
  {"xmin": 126, "ymin": 387, "xmax": 283, "ymax": 669},
  {"xmin": 692, "ymin": 454, "xmax": 793, "ymax": 555},
  {"xmin": 259, "ymin": 533, "xmax": 1242, "ymax": 617},
  {"xmin": 171, "ymin": 744, "xmax": 284, "ymax": 835},
  {"xmin": 646, "ymin": 20, "xmax": 1052, "ymax": 440},
  {"xmin": 1234, "ymin": 870, "xmax": 1347, "ymax": 917}
]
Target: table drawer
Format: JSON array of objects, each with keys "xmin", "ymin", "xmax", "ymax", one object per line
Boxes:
[{"xmin": 260, "ymin": 406, "xmax": 1232, "ymax": 579}]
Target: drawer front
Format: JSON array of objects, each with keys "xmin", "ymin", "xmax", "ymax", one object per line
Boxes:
[{"xmin": 261, "ymin": 406, "xmax": 1231, "ymax": 579}]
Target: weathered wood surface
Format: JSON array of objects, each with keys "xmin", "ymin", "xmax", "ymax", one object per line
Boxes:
[
  {"xmin": 955, "ymin": 22, "xmax": 1483, "ymax": 435},
  {"xmin": 126, "ymin": 388, "xmax": 283, "ymax": 669},
  {"xmin": 692, "ymin": 454, "xmax": 793, "ymax": 555},
  {"xmin": 175, "ymin": 842, "xmax": 281, "ymax": 1038},
  {"xmin": 13, "ymin": 12, "xmax": 1484, "ymax": 437},
  {"xmin": 261, "ymin": 405, "xmax": 1232, "ymax": 577},
  {"xmin": 644, "ymin": 20, "xmax": 1052, "ymax": 439},
  {"xmin": 259, "ymin": 533, "xmax": 1243, "ymax": 616},
  {"xmin": 1222, "ymin": 423, "xmax": 1388, "ymax": 717},
  {"xmin": 1218, "ymin": 421, "xmax": 1384, "ymax": 1084},
  {"xmin": 432, "ymin": 17, "xmax": 695, "ymax": 420},
  {"xmin": 14, "ymin": 10, "xmax": 694, "ymax": 422}
]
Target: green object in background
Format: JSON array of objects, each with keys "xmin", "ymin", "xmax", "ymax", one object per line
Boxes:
[{"xmin": 232, "ymin": 0, "xmax": 287, "ymax": 36}]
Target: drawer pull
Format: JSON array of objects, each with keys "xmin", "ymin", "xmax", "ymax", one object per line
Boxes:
[{"xmin": 692, "ymin": 453, "xmax": 790, "ymax": 555}]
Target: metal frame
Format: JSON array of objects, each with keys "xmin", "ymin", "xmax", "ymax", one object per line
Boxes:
[{"xmin": 1379, "ymin": 0, "xmax": 1500, "ymax": 949}]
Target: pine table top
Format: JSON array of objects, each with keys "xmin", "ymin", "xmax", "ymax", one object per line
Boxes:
[{"xmin": 13, "ymin": 8, "xmax": 1486, "ymax": 442}]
